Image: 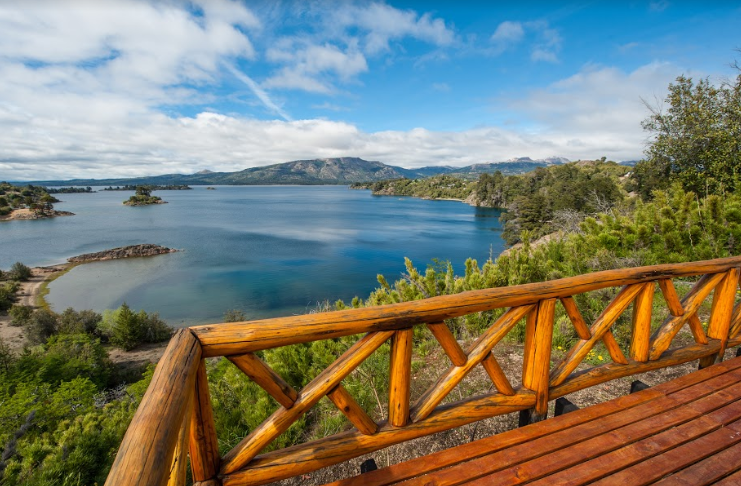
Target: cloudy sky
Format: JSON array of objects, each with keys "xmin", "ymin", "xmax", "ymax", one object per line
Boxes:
[{"xmin": 0, "ymin": 1, "xmax": 739, "ymax": 180}]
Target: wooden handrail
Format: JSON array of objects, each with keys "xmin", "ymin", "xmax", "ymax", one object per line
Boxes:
[
  {"xmin": 191, "ymin": 256, "xmax": 741, "ymax": 356},
  {"xmin": 106, "ymin": 256, "xmax": 741, "ymax": 486}
]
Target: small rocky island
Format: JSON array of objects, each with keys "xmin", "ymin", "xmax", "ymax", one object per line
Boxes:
[
  {"xmin": 123, "ymin": 186, "xmax": 167, "ymax": 206},
  {"xmin": 67, "ymin": 244, "xmax": 178, "ymax": 263}
]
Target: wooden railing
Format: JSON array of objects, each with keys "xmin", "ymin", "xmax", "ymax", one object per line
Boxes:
[{"xmin": 104, "ymin": 256, "xmax": 741, "ymax": 486}]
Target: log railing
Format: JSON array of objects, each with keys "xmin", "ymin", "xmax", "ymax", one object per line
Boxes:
[{"xmin": 104, "ymin": 256, "xmax": 741, "ymax": 486}]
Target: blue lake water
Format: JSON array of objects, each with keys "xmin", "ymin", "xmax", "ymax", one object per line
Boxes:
[{"xmin": 0, "ymin": 186, "xmax": 505, "ymax": 326}]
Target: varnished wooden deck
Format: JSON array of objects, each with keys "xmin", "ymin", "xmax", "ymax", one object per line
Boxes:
[{"xmin": 329, "ymin": 356, "xmax": 741, "ymax": 486}]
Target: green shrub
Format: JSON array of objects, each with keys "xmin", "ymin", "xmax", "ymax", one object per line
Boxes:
[
  {"xmin": 9, "ymin": 305, "xmax": 32, "ymax": 327},
  {"xmin": 13, "ymin": 334, "xmax": 112, "ymax": 388},
  {"xmin": 8, "ymin": 262, "xmax": 32, "ymax": 281},
  {"xmin": 57, "ymin": 307, "xmax": 102, "ymax": 336},
  {"xmin": 100, "ymin": 303, "xmax": 172, "ymax": 351},
  {"xmin": 21, "ymin": 309, "xmax": 58, "ymax": 345}
]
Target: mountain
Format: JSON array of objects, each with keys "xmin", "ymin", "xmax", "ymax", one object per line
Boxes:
[
  {"xmin": 28, "ymin": 156, "xmax": 573, "ymax": 186},
  {"xmin": 30, "ymin": 158, "xmax": 422, "ymax": 186}
]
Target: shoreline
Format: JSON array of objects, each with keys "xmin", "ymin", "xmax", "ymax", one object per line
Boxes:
[{"xmin": 0, "ymin": 247, "xmax": 177, "ymax": 363}]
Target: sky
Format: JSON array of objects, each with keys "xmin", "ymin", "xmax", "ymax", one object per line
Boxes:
[{"xmin": 0, "ymin": 1, "xmax": 739, "ymax": 180}]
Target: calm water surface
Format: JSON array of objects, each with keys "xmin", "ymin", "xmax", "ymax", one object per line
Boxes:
[{"xmin": 0, "ymin": 186, "xmax": 505, "ymax": 326}]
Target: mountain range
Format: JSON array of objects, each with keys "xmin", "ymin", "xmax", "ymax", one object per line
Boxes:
[{"xmin": 28, "ymin": 156, "xmax": 600, "ymax": 186}]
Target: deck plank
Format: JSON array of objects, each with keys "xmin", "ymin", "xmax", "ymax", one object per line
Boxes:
[
  {"xmin": 325, "ymin": 357, "xmax": 741, "ymax": 486},
  {"xmin": 589, "ymin": 420, "xmax": 741, "ymax": 486},
  {"xmin": 653, "ymin": 439, "xmax": 741, "ymax": 485}
]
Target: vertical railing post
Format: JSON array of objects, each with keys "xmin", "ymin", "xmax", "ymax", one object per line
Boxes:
[
  {"xmin": 189, "ymin": 359, "xmax": 221, "ymax": 483},
  {"xmin": 700, "ymin": 268, "xmax": 740, "ymax": 368},
  {"xmin": 522, "ymin": 299, "xmax": 556, "ymax": 423},
  {"xmin": 630, "ymin": 283, "xmax": 655, "ymax": 362},
  {"xmin": 389, "ymin": 328, "xmax": 413, "ymax": 427}
]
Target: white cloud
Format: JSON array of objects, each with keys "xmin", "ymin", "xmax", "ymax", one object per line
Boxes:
[
  {"xmin": 509, "ymin": 62, "xmax": 686, "ymax": 158},
  {"xmin": 489, "ymin": 20, "xmax": 561, "ymax": 62},
  {"xmin": 333, "ymin": 3, "xmax": 455, "ymax": 55},
  {"xmin": 527, "ymin": 21, "xmax": 562, "ymax": 63},
  {"xmin": 264, "ymin": 42, "xmax": 368, "ymax": 93},
  {"xmin": 491, "ymin": 21, "xmax": 524, "ymax": 44}
]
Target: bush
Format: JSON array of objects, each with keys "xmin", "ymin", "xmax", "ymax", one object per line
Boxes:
[
  {"xmin": 0, "ymin": 283, "xmax": 17, "ymax": 311},
  {"xmin": 22, "ymin": 309, "xmax": 58, "ymax": 345},
  {"xmin": 8, "ymin": 305, "xmax": 32, "ymax": 327},
  {"xmin": 8, "ymin": 262, "xmax": 32, "ymax": 281},
  {"xmin": 13, "ymin": 334, "xmax": 112, "ymax": 388},
  {"xmin": 100, "ymin": 303, "xmax": 172, "ymax": 351},
  {"xmin": 58, "ymin": 307, "xmax": 102, "ymax": 336}
]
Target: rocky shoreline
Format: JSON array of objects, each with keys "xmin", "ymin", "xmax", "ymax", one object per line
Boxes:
[{"xmin": 67, "ymin": 244, "xmax": 179, "ymax": 263}]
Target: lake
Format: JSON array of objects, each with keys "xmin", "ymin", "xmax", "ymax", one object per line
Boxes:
[{"xmin": 0, "ymin": 186, "xmax": 505, "ymax": 326}]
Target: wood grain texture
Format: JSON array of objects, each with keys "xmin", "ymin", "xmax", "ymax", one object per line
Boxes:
[
  {"xmin": 481, "ymin": 353, "xmax": 515, "ymax": 396},
  {"xmin": 322, "ymin": 389, "xmax": 665, "ymax": 486},
  {"xmin": 659, "ymin": 278, "xmax": 708, "ymax": 344},
  {"xmin": 560, "ymin": 296, "xmax": 591, "ymax": 339},
  {"xmin": 167, "ymin": 390, "xmax": 194, "ymax": 486},
  {"xmin": 708, "ymin": 268, "xmax": 740, "ymax": 343},
  {"xmin": 327, "ymin": 385, "xmax": 377, "ymax": 435},
  {"xmin": 700, "ymin": 269, "xmax": 740, "ymax": 368},
  {"xmin": 551, "ymin": 336, "xmax": 741, "ymax": 399},
  {"xmin": 650, "ymin": 272, "xmax": 725, "ymax": 360},
  {"xmin": 220, "ymin": 331, "xmax": 394, "ymax": 475},
  {"xmin": 221, "ymin": 391, "xmax": 536, "ymax": 486},
  {"xmin": 427, "ymin": 322, "xmax": 467, "ymax": 366},
  {"xmin": 529, "ymin": 299, "xmax": 556, "ymax": 415},
  {"xmin": 550, "ymin": 284, "xmax": 643, "ymax": 387},
  {"xmin": 105, "ymin": 329, "xmax": 202, "ymax": 486},
  {"xmin": 410, "ymin": 305, "xmax": 533, "ymax": 422},
  {"xmin": 191, "ymin": 257, "xmax": 741, "ymax": 357},
  {"xmin": 389, "ymin": 329, "xmax": 413, "ymax": 427},
  {"xmin": 658, "ymin": 279, "xmax": 684, "ymax": 316},
  {"xmin": 521, "ymin": 307, "xmax": 538, "ymax": 385},
  {"xmin": 601, "ymin": 330, "xmax": 628, "ymax": 365},
  {"xmin": 630, "ymin": 282, "xmax": 654, "ymax": 362},
  {"xmin": 228, "ymin": 353, "xmax": 297, "ymax": 409},
  {"xmin": 189, "ymin": 359, "xmax": 221, "ymax": 482}
]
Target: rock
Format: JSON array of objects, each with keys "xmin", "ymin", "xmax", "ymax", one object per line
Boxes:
[{"xmin": 67, "ymin": 244, "xmax": 178, "ymax": 263}]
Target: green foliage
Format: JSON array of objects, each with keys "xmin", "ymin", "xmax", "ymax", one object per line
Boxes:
[
  {"xmin": 636, "ymin": 72, "xmax": 741, "ymax": 197},
  {"xmin": 0, "ymin": 183, "xmax": 57, "ymax": 216},
  {"xmin": 57, "ymin": 308, "xmax": 102, "ymax": 336},
  {"xmin": 8, "ymin": 262, "xmax": 32, "ymax": 282},
  {"xmin": 0, "ymin": 282, "xmax": 19, "ymax": 311},
  {"xmin": 21, "ymin": 309, "xmax": 58, "ymax": 345},
  {"xmin": 100, "ymin": 303, "xmax": 173, "ymax": 351},
  {"xmin": 12, "ymin": 334, "xmax": 112, "ymax": 388},
  {"xmin": 367, "ymin": 175, "xmax": 476, "ymax": 200},
  {"xmin": 8, "ymin": 305, "xmax": 33, "ymax": 327}
]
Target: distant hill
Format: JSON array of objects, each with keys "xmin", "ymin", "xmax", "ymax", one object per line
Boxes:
[
  {"xmin": 28, "ymin": 156, "xmax": 574, "ymax": 186},
  {"xmin": 31, "ymin": 158, "xmax": 421, "ymax": 186}
]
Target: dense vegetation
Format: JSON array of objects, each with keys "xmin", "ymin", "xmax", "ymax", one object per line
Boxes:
[
  {"xmin": 44, "ymin": 187, "xmax": 95, "ymax": 194},
  {"xmin": 357, "ymin": 160, "xmax": 630, "ymax": 245},
  {"xmin": 122, "ymin": 186, "xmax": 165, "ymax": 206},
  {"xmin": 104, "ymin": 184, "xmax": 191, "ymax": 191},
  {"xmin": 632, "ymin": 71, "xmax": 741, "ymax": 198},
  {"xmin": 2, "ymin": 69, "xmax": 740, "ymax": 484},
  {"xmin": 0, "ymin": 299, "xmax": 172, "ymax": 484},
  {"xmin": 0, "ymin": 183, "xmax": 59, "ymax": 217}
]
